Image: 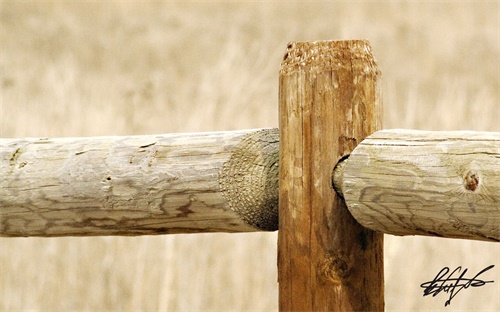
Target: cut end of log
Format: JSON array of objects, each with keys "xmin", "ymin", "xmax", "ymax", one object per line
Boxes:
[{"xmin": 219, "ymin": 128, "xmax": 279, "ymax": 231}]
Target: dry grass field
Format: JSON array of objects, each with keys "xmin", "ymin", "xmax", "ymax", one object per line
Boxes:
[{"xmin": 1, "ymin": 1, "xmax": 499, "ymax": 311}]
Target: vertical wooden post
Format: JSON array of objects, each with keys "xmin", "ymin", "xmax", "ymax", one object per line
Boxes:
[{"xmin": 278, "ymin": 40, "xmax": 384, "ymax": 311}]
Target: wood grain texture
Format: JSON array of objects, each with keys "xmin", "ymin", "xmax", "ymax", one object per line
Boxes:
[
  {"xmin": 278, "ymin": 40, "xmax": 384, "ymax": 311},
  {"xmin": 333, "ymin": 129, "xmax": 500, "ymax": 242},
  {"xmin": 0, "ymin": 129, "xmax": 279, "ymax": 236}
]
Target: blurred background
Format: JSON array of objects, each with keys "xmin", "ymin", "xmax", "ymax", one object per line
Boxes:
[{"xmin": 1, "ymin": 1, "xmax": 499, "ymax": 311}]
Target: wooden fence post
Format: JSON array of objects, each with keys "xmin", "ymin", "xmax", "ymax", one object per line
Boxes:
[{"xmin": 278, "ymin": 40, "xmax": 384, "ymax": 311}]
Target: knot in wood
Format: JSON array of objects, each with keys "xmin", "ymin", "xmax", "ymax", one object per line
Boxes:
[
  {"xmin": 464, "ymin": 170, "xmax": 480, "ymax": 192},
  {"xmin": 319, "ymin": 253, "xmax": 351, "ymax": 285},
  {"xmin": 219, "ymin": 129, "xmax": 279, "ymax": 231}
]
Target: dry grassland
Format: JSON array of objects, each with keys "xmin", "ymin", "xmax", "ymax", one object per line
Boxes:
[{"xmin": 1, "ymin": 1, "xmax": 499, "ymax": 311}]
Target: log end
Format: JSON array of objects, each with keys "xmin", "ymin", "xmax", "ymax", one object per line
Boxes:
[{"xmin": 219, "ymin": 128, "xmax": 279, "ymax": 231}]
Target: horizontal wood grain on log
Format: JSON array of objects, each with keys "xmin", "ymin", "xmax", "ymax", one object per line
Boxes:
[
  {"xmin": 0, "ymin": 129, "xmax": 279, "ymax": 236},
  {"xmin": 2, "ymin": 127, "xmax": 498, "ymax": 240},
  {"xmin": 333, "ymin": 129, "xmax": 500, "ymax": 242}
]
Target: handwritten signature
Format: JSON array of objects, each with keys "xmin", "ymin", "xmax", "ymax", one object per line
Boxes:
[{"xmin": 420, "ymin": 265, "xmax": 495, "ymax": 307}]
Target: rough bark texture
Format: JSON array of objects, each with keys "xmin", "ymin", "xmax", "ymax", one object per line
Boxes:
[
  {"xmin": 278, "ymin": 40, "xmax": 384, "ymax": 311},
  {"xmin": 333, "ymin": 129, "xmax": 500, "ymax": 242},
  {"xmin": 0, "ymin": 129, "xmax": 279, "ymax": 236}
]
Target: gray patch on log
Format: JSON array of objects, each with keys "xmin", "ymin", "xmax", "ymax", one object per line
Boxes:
[{"xmin": 219, "ymin": 128, "xmax": 279, "ymax": 231}]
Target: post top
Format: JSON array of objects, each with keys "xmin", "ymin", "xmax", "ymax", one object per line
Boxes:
[{"xmin": 280, "ymin": 40, "xmax": 380, "ymax": 76}]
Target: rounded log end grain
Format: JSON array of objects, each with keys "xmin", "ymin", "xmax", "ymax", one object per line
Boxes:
[{"xmin": 219, "ymin": 129, "xmax": 279, "ymax": 231}]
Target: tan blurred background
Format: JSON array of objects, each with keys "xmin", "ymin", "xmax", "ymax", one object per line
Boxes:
[{"xmin": 1, "ymin": 1, "xmax": 499, "ymax": 311}]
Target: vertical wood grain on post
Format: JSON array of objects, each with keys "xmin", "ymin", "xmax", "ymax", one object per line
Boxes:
[{"xmin": 278, "ymin": 40, "xmax": 384, "ymax": 311}]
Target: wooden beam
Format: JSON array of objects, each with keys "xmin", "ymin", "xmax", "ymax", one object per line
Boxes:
[
  {"xmin": 278, "ymin": 40, "xmax": 384, "ymax": 311},
  {"xmin": 0, "ymin": 129, "xmax": 279, "ymax": 236},
  {"xmin": 333, "ymin": 129, "xmax": 500, "ymax": 242}
]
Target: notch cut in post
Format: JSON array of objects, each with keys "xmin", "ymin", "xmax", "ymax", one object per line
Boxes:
[{"xmin": 278, "ymin": 40, "xmax": 384, "ymax": 311}]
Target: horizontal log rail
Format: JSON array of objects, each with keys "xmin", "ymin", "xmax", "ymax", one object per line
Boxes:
[
  {"xmin": 1, "ymin": 128, "xmax": 498, "ymax": 240},
  {"xmin": 0, "ymin": 129, "xmax": 279, "ymax": 236},
  {"xmin": 333, "ymin": 129, "xmax": 500, "ymax": 242}
]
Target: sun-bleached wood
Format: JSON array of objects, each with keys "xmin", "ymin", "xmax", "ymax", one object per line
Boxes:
[
  {"xmin": 278, "ymin": 40, "xmax": 384, "ymax": 311},
  {"xmin": 333, "ymin": 129, "xmax": 500, "ymax": 242},
  {"xmin": 0, "ymin": 129, "xmax": 279, "ymax": 236}
]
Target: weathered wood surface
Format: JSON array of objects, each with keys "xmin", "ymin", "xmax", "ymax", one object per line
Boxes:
[
  {"xmin": 278, "ymin": 40, "xmax": 384, "ymax": 311},
  {"xmin": 0, "ymin": 129, "xmax": 279, "ymax": 236},
  {"xmin": 333, "ymin": 129, "xmax": 500, "ymax": 242}
]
